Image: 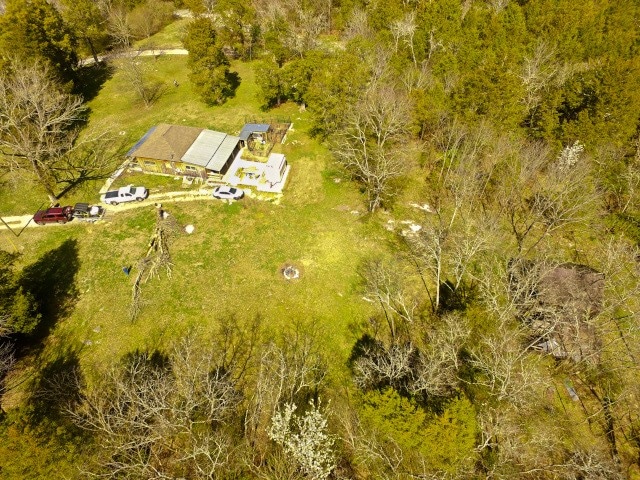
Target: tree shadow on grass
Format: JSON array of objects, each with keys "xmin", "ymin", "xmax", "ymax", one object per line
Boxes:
[
  {"xmin": 16, "ymin": 239, "xmax": 80, "ymax": 350},
  {"xmin": 73, "ymin": 63, "xmax": 115, "ymax": 102},
  {"xmin": 24, "ymin": 348, "xmax": 83, "ymax": 425},
  {"xmin": 222, "ymin": 71, "xmax": 241, "ymax": 101},
  {"xmin": 7, "ymin": 347, "xmax": 89, "ymax": 474}
]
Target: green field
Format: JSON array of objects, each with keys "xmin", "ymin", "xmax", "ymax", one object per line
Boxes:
[{"xmin": 0, "ymin": 34, "xmax": 381, "ymax": 386}]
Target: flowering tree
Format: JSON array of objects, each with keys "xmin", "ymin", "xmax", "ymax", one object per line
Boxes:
[{"xmin": 268, "ymin": 401, "xmax": 336, "ymax": 480}]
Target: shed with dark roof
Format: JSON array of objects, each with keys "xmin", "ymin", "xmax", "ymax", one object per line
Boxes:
[{"xmin": 239, "ymin": 123, "xmax": 271, "ymax": 142}]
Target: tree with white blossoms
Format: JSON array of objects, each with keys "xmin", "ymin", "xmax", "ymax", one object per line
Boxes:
[{"xmin": 268, "ymin": 401, "xmax": 336, "ymax": 480}]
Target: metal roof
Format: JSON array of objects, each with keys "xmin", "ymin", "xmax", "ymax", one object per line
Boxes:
[
  {"xmin": 238, "ymin": 123, "xmax": 270, "ymax": 141},
  {"xmin": 206, "ymin": 135, "xmax": 241, "ymax": 172},
  {"xmin": 126, "ymin": 125, "xmax": 157, "ymax": 156},
  {"xmin": 181, "ymin": 130, "xmax": 227, "ymax": 167}
]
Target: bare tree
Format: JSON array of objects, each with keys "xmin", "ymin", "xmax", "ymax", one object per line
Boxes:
[
  {"xmin": 468, "ymin": 322, "xmax": 549, "ymax": 406},
  {"xmin": 70, "ymin": 335, "xmax": 244, "ymax": 479},
  {"xmin": 332, "ymin": 82, "xmax": 413, "ymax": 212},
  {"xmin": 245, "ymin": 321, "xmax": 327, "ymax": 455},
  {"xmin": 52, "ymin": 126, "xmax": 126, "ymax": 197},
  {"xmin": 405, "ymin": 123, "xmax": 495, "ymax": 311},
  {"xmin": 0, "ymin": 59, "xmax": 86, "ymax": 202},
  {"xmin": 495, "ymin": 139, "xmax": 599, "ymax": 254},
  {"xmin": 390, "ymin": 12, "xmax": 417, "ymax": 66},
  {"xmin": 130, "ymin": 208, "xmax": 181, "ymax": 321},
  {"xmin": 102, "ymin": 1, "xmax": 133, "ymax": 48},
  {"xmin": 520, "ymin": 41, "xmax": 559, "ymax": 111},
  {"xmin": 343, "ymin": 7, "xmax": 370, "ymax": 40},
  {"xmin": 361, "ymin": 259, "xmax": 418, "ymax": 341},
  {"xmin": 121, "ymin": 54, "xmax": 166, "ymax": 107}
]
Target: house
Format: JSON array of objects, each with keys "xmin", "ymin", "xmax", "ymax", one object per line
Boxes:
[{"xmin": 127, "ymin": 124, "xmax": 242, "ymax": 180}]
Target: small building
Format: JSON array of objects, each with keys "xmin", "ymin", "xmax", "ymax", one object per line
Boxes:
[
  {"xmin": 238, "ymin": 123, "xmax": 271, "ymax": 146},
  {"xmin": 127, "ymin": 124, "xmax": 242, "ymax": 180}
]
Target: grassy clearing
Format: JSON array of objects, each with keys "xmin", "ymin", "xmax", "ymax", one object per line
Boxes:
[
  {"xmin": 85, "ymin": 56, "xmax": 263, "ymax": 143},
  {"xmin": 2, "ymin": 45, "xmax": 382, "ymax": 383},
  {"xmin": 0, "ymin": 21, "xmax": 387, "ymax": 479},
  {"xmin": 7, "ymin": 175, "xmax": 383, "ymax": 375},
  {"xmin": 134, "ymin": 17, "xmax": 191, "ymax": 49}
]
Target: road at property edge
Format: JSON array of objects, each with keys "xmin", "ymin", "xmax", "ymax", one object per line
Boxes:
[{"xmin": 0, "ymin": 189, "xmax": 276, "ymax": 232}]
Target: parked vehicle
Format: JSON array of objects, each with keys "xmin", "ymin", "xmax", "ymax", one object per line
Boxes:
[
  {"xmin": 72, "ymin": 203, "xmax": 105, "ymax": 222},
  {"xmin": 33, "ymin": 206, "xmax": 73, "ymax": 225},
  {"xmin": 100, "ymin": 185, "xmax": 148, "ymax": 205},
  {"xmin": 212, "ymin": 186, "xmax": 244, "ymax": 200}
]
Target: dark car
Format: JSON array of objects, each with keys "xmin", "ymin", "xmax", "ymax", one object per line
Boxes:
[
  {"xmin": 72, "ymin": 203, "xmax": 105, "ymax": 222},
  {"xmin": 33, "ymin": 206, "xmax": 73, "ymax": 225}
]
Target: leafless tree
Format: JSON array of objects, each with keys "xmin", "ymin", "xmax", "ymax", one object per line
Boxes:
[
  {"xmin": 332, "ymin": 82, "xmax": 413, "ymax": 212},
  {"xmin": 352, "ymin": 340, "xmax": 415, "ymax": 392},
  {"xmin": 474, "ymin": 404, "xmax": 576, "ymax": 479},
  {"xmin": 361, "ymin": 259, "xmax": 419, "ymax": 341},
  {"xmin": 70, "ymin": 334, "xmax": 244, "ymax": 479},
  {"xmin": 245, "ymin": 321, "xmax": 327, "ymax": 454},
  {"xmin": 408, "ymin": 313, "xmax": 469, "ymax": 397},
  {"xmin": 495, "ymin": 139, "xmax": 599, "ymax": 254},
  {"xmin": 121, "ymin": 54, "xmax": 166, "ymax": 108},
  {"xmin": 0, "ymin": 59, "xmax": 86, "ymax": 202},
  {"xmin": 520, "ymin": 41, "xmax": 559, "ymax": 111},
  {"xmin": 404, "ymin": 123, "xmax": 495, "ymax": 311},
  {"xmin": 390, "ymin": 12, "xmax": 417, "ymax": 66},
  {"xmin": 130, "ymin": 207, "xmax": 181, "ymax": 321},
  {"xmin": 102, "ymin": 0, "xmax": 133, "ymax": 48},
  {"xmin": 468, "ymin": 322, "xmax": 549, "ymax": 406},
  {"xmin": 343, "ymin": 7, "xmax": 370, "ymax": 41},
  {"xmin": 52, "ymin": 126, "xmax": 125, "ymax": 197}
]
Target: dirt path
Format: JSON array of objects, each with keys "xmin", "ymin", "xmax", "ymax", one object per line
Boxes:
[
  {"xmin": 0, "ymin": 188, "xmax": 279, "ymax": 232},
  {"xmin": 81, "ymin": 48, "xmax": 188, "ymax": 67}
]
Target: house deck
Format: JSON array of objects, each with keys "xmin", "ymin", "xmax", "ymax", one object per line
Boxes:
[{"xmin": 223, "ymin": 155, "xmax": 291, "ymax": 194}]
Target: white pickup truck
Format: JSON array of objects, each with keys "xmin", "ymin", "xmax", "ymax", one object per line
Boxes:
[{"xmin": 100, "ymin": 185, "xmax": 149, "ymax": 205}]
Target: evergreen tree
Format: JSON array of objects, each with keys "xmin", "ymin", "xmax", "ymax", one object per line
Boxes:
[
  {"xmin": 58, "ymin": 0, "xmax": 108, "ymax": 65},
  {"xmin": 183, "ymin": 18, "xmax": 237, "ymax": 105},
  {"xmin": 0, "ymin": 0, "xmax": 78, "ymax": 85}
]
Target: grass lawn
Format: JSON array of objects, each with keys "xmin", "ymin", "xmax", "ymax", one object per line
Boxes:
[
  {"xmin": 111, "ymin": 170, "xmax": 189, "ymax": 193},
  {"xmin": 134, "ymin": 17, "xmax": 191, "ymax": 50},
  {"xmin": 0, "ymin": 28, "xmax": 394, "ymax": 478},
  {"xmin": 86, "ymin": 56, "xmax": 264, "ymax": 143},
  {"xmin": 1, "ymin": 42, "xmax": 385, "ymax": 384}
]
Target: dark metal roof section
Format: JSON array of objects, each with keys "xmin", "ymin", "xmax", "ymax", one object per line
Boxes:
[{"xmin": 238, "ymin": 123, "xmax": 270, "ymax": 141}]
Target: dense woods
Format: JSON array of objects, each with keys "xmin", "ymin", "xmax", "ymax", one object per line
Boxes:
[{"xmin": 2, "ymin": 0, "xmax": 640, "ymax": 478}]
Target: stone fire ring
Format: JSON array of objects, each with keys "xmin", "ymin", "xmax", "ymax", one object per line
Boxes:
[{"xmin": 280, "ymin": 263, "xmax": 302, "ymax": 280}]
